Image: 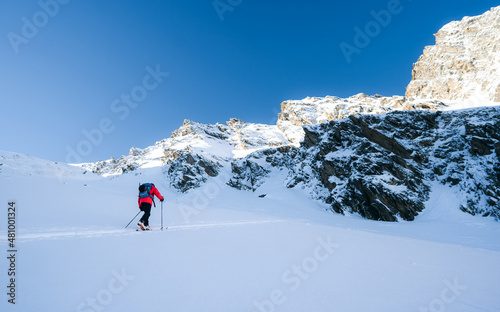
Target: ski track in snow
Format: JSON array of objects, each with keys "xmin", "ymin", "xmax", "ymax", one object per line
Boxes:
[{"xmin": 0, "ymin": 219, "xmax": 292, "ymax": 242}]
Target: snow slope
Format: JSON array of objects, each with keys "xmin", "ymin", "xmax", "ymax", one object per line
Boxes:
[
  {"xmin": 1, "ymin": 151, "xmax": 499, "ymax": 312},
  {"xmin": 2, "ymin": 7, "xmax": 500, "ymax": 311}
]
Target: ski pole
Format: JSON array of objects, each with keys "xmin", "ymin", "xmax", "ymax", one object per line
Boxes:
[
  {"xmin": 125, "ymin": 211, "xmax": 141, "ymax": 229},
  {"xmin": 161, "ymin": 201, "xmax": 164, "ymax": 231}
]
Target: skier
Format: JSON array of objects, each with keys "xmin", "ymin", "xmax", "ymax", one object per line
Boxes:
[{"xmin": 137, "ymin": 183, "xmax": 164, "ymax": 230}]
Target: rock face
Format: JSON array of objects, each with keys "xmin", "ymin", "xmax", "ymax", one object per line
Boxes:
[
  {"xmin": 219, "ymin": 107, "xmax": 500, "ymax": 221},
  {"xmin": 406, "ymin": 6, "xmax": 500, "ymax": 103},
  {"xmin": 277, "ymin": 94, "xmax": 447, "ymax": 143},
  {"xmin": 165, "ymin": 152, "xmax": 221, "ymax": 192},
  {"xmin": 280, "ymin": 108, "xmax": 500, "ymax": 221}
]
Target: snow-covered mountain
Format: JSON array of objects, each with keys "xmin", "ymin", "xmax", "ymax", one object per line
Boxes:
[
  {"xmin": 79, "ymin": 6, "xmax": 500, "ymax": 222},
  {"xmin": 2, "ymin": 7, "xmax": 500, "ymax": 312},
  {"xmin": 83, "ymin": 118, "xmax": 292, "ymax": 191}
]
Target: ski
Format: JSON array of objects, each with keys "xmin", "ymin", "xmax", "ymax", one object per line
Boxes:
[{"xmin": 135, "ymin": 227, "xmax": 168, "ymax": 231}]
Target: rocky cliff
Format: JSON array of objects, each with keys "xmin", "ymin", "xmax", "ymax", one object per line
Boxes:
[
  {"xmin": 288, "ymin": 108, "xmax": 500, "ymax": 221},
  {"xmin": 228, "ymin": 107, "xmax": 500, "ymax": 221},
  {"xmin": 406, "ymin": 6, "xmax": 500, "ymax": 103},
  {"xmin": 277, "ymin": 94, "xmax": 447, "ymax": 143}
]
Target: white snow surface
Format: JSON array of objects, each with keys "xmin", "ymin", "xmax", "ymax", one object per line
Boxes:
[{"xmin": 1, "ymin": 151, "xmax": 499, "ymax": 312}]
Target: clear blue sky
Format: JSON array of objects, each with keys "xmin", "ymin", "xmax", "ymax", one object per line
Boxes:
[{"xmin": 1, "ymin": 0, "xmax": 498, "ymax": 162}]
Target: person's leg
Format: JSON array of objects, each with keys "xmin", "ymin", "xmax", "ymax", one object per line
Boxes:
[
  {"xmin": 142, "ymin": 203, "xmax": 152, "ymax": 226},
  {"xmin": 139, "ymin": 203, "xmax": 146, "ymax": 224}
]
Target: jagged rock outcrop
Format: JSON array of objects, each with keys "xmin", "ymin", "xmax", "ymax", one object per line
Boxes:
[
  {"xmin": 85, "ymin": 155, "xmax": 140, "ymax": 175},
  {"xmin": 225, "ymin": 118, "xmax": 291, "ymax": 156},
  {"xmin": 277, "ymin": 94, "xmax": 448, "ymax": 143},
  {"xmin": 227, "ymin": 157, "xmax": 270, "ymax": 192},
  {"xmin": 165, "ymin": 152, "xmax": 221, "ymax": 192},
  {"xmin": 83, "ymin": 119, "xmax": 291, "ymax": 190},
  {"xmin": 83, "ymin": 119, "xmax": 234, "ymax": 179},
  {"xmin": 406, "ymin": 6, "xmax": 500, "ymax": 103},
  {"xmin": 275, "ymin": 107, "xmax": 500, "ymax": 221}
]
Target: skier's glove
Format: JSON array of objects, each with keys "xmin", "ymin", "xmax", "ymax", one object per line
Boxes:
[{"xmin": 160, "ymin": 198, "xmax": 164, "ymax": 202}]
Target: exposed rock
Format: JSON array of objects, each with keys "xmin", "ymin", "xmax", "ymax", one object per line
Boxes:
[
  {"xmin": 277, "ymin": 108, "xmax": 500, "ymax": 221},
  {"xmin": 277, "ymin": 94, "xmax": 448, "ymax": 144},
  {"xmin": 406, "ymin": 6, "xmax": 500, "ymax": 103},
  {"xmin": 171, "ymin": 119, "xmax": 230, "ymax": 141},
  {"xmin": 129, "ymin": 147, "xmax": 143, "ymax": 156},
  {"xmin": 166, "ymin": 152, "xmax": 222, "ymax": 192},
  {"xmin": 348, "ymin": 115, "xmax": 413, "ymax": 159},
  {"xmin": 228, "ymin": 156, "xmax": 270, "ymax": 192},
  {"xmin": 199, "ymin": 159, "xmax": 218, "ymax": 177}
]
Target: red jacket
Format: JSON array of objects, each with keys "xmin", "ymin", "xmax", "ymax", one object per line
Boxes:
[{"xmin": 138, "ymin": 185, "xmax": 164, "ymax": 206}]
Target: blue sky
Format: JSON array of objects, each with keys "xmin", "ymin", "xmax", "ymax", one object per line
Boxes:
[{"xmin": 1, "ymin": 0, "xmax": 498, "ymax": 162}]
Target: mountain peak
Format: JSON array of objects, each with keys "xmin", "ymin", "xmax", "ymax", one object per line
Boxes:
[{"xmin": 406, "ymin": 6, "xmax": 500, "ymax": 103}]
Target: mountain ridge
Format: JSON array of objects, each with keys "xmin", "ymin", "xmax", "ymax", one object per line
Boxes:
[
  {"xmin": 4, "ymin": 6, "xmax": 500, "ymax": 222},
  {"xmin": 71, "ymin": 6, "xmax": 500, "ymax": 221}
]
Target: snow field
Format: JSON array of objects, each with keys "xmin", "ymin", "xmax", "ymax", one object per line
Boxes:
[{"xmin": 0, "ymin": 152, "xmax": 499, "ymax": 311}]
